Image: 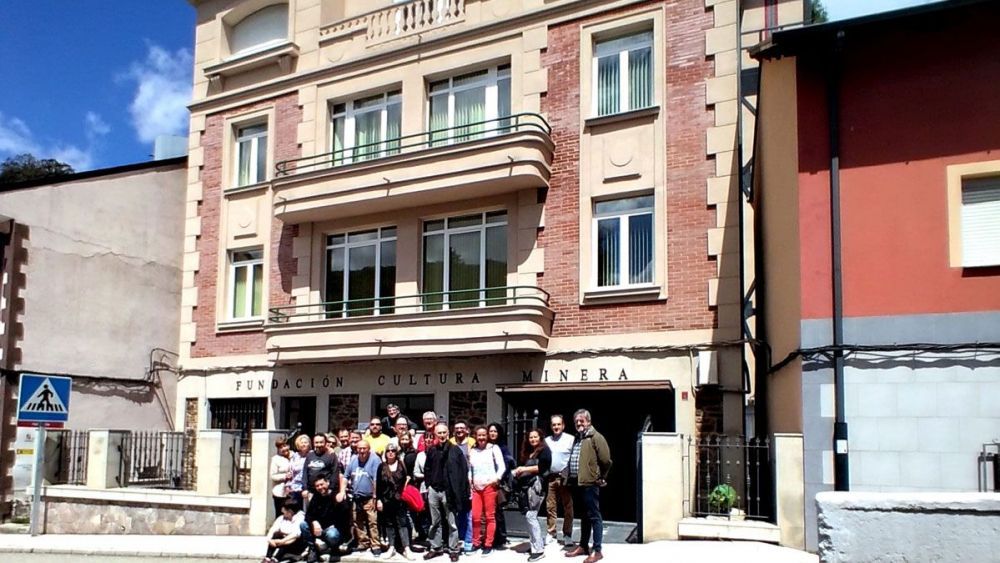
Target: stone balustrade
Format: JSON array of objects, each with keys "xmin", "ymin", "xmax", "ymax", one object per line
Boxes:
[{"xmin": 322, "ymin": 0, "xmax": 466, "ymax": 46}]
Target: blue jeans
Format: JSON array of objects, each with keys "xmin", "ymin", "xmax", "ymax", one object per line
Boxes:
[
  {"xmin": 457, "ymin": 509, "xmax": 473, "ymax": 551},
  {"xmin": 299, "ymin": 520, "xmax": 341, "ymax": 550},
  {"xmin": 577, "ymin": 485, "xmax": 603, "ymax": 553}
]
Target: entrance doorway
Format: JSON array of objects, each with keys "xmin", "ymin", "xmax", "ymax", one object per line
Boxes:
[
  {"xmin": 282, "ymin": 396, "xmax": 317, "ymax": 436},
  {"xmin": 372, "ymin": 394, "xmax": 435, "ymax": 427},
  {"xmin": 500, "ymin": 385, "xmax": 674, "ymax": 523}
]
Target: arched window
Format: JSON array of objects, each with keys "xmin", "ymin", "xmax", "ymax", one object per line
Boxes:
[{"xmin": 230, "ymin": 4, "xmax": 288, "ymax": 57}]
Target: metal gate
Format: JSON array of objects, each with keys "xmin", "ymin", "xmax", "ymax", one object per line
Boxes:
[{"xmin": 501, "ymin": 407, "xmax": 538, "ymax": 463}]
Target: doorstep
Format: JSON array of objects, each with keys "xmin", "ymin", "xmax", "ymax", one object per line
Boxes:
[{"xmin": 677, "ymin": 517, "xmax": 781, "ymax": 543}]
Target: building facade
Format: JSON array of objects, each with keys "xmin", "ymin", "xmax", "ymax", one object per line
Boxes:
[
  {"xmin": 0, "ymin": 158, "xmax": 187, "ymax": 519},
  {"xmin": 753, "ymin": 0, "xmax": 1000, "ymax": 549},
  {"xmin": 180, "ymin": 0, "xmax": 803, "ymax": 530}
]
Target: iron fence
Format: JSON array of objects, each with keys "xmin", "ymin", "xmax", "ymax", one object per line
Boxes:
[
  {"xmin": 50, "ymin": 430, "xmax": 88, "ymax": 485},
  {"xmin": 686, "ymin": 434, "xmax": 772, "ymax": 520},
  {"xmin": 978, "ymin": 441, "xmax": 1000, "ymax": 492},
  {"xmin": 117, "ymin": 431, "xmax": 188, "ymax": 489}
]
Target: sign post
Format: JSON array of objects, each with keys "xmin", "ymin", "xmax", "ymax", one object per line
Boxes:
[{"xmin": 16, "ymin": 374, "xmax": 72, "ymax": 536}]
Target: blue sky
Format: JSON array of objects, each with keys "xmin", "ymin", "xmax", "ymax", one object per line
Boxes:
[{"xmin": 0, "ymin": 0, "xmax": 940, "ymax": 172}]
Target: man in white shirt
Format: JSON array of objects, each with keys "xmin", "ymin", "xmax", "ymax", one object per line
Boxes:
[{"xmin": 544, "ymin": 414, "xmax": 575, "ymax": 546}]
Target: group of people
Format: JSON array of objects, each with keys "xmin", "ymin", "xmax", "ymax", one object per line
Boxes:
[{"xmin": 262, "ymin": 404, "xmax": 613, "ymax": 563}]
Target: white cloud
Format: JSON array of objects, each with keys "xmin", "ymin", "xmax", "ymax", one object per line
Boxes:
[
  {"xmin": 0, "ymin": 112, "xmax": 99, "ymax": 171},
  {"xmin": 125, "ymin": 44, "xmax": 192, "ymax": 144}
]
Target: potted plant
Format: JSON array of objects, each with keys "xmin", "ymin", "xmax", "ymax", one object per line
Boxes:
[{"xmin": 707, "ymin": 484, "xmax": 739, "ymax": 518}]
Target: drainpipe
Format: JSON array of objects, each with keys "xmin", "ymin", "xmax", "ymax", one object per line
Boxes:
[
  {"xmin": 826, "ymin": 31, "xmax": 850, "ymax": 491},
  {"xmin": 735, "ymin": 0, "xmax": 749, "ymax": 438}
]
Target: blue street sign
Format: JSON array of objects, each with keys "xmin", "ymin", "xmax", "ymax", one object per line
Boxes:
[{"xmin": 17, "ymin": 374, "xmax": 71, "ymax": 424}]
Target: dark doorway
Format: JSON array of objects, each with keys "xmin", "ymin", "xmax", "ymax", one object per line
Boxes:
[
  {"xmin": 372, "ymin": 394, "xmax": 435, "ymax": 427},
  {"xmin": 282, "ymin": 396, "xmax": 317, "ymax": 436},
  {"xmin": 501, "ymin": 387, "xmax": 674, "ymax": 523}
]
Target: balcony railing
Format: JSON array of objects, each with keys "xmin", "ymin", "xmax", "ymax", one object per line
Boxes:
[
  {"xmin": 274, "ymin": 113, "xmax": 551, "ymax": 177},
  {"xmin": 268, "ymin": 285, "xmax": 550, "ymax": 324},
  {"xmin": 321, "ymin": 0, "xmax": 466, "ymax": 46}
]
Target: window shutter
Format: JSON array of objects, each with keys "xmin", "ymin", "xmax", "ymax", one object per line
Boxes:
[{"xmin": 961, "ymin": 177, "xmax": 1000, "ymax": 267}]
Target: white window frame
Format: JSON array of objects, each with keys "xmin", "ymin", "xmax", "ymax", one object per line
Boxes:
[
  {"xmin": 234, "ymin": 123, "xmax": 268, "ymax": 187},
  {"xmin": 427, "ymin": 64, "xmax": 511, "ymax": 143},
  {"xmin": 330, "ymin": 90, "xmax": 402, "ymax": 165},
  {"xmin": 227, "ymin": 248, "xmax": 264, "ymax": 321},
  {"xmin": 959, "ymin": 176, "xmax": 1000, "ymax": 268},
  {"xmin": 591, "ymin": 196, "xmax": 655, "ymax": 290},
  {"xmin": 324, "ymin": 226, "xmax": 397, "ymax": 317},
  {"xmin": 422, "ymin": 211, "xmax": 508, "ymax": 309},
  {"xmin": 591, "ymin": 30, "xmax": 653, "ymax": 117}
]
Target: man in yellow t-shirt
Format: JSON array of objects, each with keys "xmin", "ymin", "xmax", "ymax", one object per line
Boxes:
[{"xmin": 364, "ymin": 417, "xmax": 391, "ymax": 457}]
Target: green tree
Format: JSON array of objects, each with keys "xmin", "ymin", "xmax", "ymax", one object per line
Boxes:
[
  {"xmin": 0, "ymin": 153, "xmax": 74, "ymax": 185},
  {"xmin": 810, "ymin": 0, "xmax": 829, "ymax": 24}
]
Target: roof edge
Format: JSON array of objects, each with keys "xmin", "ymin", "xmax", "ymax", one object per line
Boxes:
[{"xmin": 0, "ymin": 156, "xmax": 187, "ymax": 194}]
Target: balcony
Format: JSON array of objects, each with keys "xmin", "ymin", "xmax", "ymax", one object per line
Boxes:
[
  {"xmin": 271, "ymin": 113, "xmax": 552, "ymax": 223},
  {"xmin": 265, "ymin": 286, "xmax": 553, "ymax": 364}
]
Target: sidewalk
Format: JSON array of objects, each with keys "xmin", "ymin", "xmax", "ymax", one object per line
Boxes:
[{"xmin": 0, "ymin": 532, "xmax": 818, "ymax": 563}]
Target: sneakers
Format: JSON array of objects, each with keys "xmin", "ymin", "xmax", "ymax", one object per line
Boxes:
[
  {"xmin": 562, "ymin": 535, "xmax": 575, "ymax": 547},
  {"xmin": 372, "ymin": 547, "xmax": 384, "ymax": 558},
  {"xmin": 545, "ymin": 535, "xmax": 555, "ymax": 546},
  {"xmin": 528, "ymin": 553, "xmax": 546, "ymax": 562},
  {"xmin": 402, "ymin": 547, "xmax": 418, "ymax": 561},
  {"xmin": 383, "ymin": 546, "xmax": 397, "ymax": 559},
  {"xmin": 482, "ymin": 547, "xmax": 493, "ymax": 557}
]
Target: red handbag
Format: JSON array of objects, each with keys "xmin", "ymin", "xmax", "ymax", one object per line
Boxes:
[{"xmin": 401, "ymin": 483, "xmax": 425, "ymax": 512}]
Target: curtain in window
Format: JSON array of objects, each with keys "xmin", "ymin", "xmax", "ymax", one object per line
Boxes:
[
  {"xmin": 597, "ymin": 218, "xmax": 620, "ymax": 286},
  {"xmin": 255, "ymin": 136, "xmax": 267, "ymax": 182},
  {"xmin": 354, "ymin": 110, "xmax": 381, "ymax": 161},
  {"xmin": 238, "ymin": 140, "xmax": 252, "ymax": 186},
  {"xmin": 628, "ymin": 213, "xmax": 653, "ymax": 284},
  {"xmin": 498, "ymin": 77, "xmax": 512, "ymax": 132},
  {"xmin": 251, "ymin": 264, "xmax": 264, "ymax": 317},
  {"xmin": 448, "ymin": 231, "xmax": 481, "ymax": 308},
  {"xmin": 422, "ymin": 234, "xmax": 444, "ymax": 310},
  {"xmin": 385, "ymin": 103, "xmax": 402, "ymax": 155},
  {"xmin": 597, "ymin": 55, "xmax": 620, "ymax": 116},
  {"xmin": 326, "ymin": 247, "xmax": 345, "ymax": 317},
  {"xmin": 454, "ymin": 87, "xmax": 486, "ymax": 141},
  {"xmin": 332, "ymin": 116, "xmax": 345, "ymax": 166},
  {"xmin": 485, "ymin": 225, "xmax": 507, "ymax": 304},
  {"xmin": 629, "ymin": 47, "xmax": 652, "ymax": 111},
  {"xmin": 233, "ymin": 266, "xmax": 248, "ymax": 317},
  {"xmin": 429, "ymin": 94, "xmax": 449, "ymax": 147}
]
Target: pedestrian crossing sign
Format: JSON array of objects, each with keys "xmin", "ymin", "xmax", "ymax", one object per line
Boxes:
[{"xmin": 17, "ymin": 374, "xmax": 71, "ymax": 425}]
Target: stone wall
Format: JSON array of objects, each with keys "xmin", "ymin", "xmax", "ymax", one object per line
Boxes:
[
  {"xmin": 816, "ymin": 492, "xmax": 1000, "ymax": 562},
  {"xmin": 449, "ymin": 391, "xmax": 487, "ymax": 427},
  {"xmin": 43, "ymin": 492, "xmax": 250, "ymax": 535},
  {"xmin": 328, "ymin": 393, "xmax": 359, "ymax": 432}
]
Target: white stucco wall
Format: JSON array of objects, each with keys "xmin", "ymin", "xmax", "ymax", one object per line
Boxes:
[
  {"xmin": 816, "ymin": 492, "xmax": 1000, "ymax": 562},
  {"xmin": 0, "ymin": 162, "xmax": 186, "ymax": 429}
]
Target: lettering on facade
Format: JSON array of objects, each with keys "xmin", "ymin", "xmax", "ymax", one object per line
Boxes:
[
  {"xmin": 235, "ymin": 372, "xmax": 482, "ymax": 392},
  {"xmin": 518, "ymin": 368, "xmax": 628, "ymax": 383}
]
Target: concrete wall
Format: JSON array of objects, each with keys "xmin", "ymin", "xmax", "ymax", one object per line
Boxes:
[
  {"xmin": 0, "ymin": 162, "xmax": 186, "ymax": 429},
  {"xmin": 816, "ymin": 492, "xmax": 1000, "ymax": 562}
]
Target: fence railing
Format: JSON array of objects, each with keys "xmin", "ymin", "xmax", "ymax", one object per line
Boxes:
[
  {"xmin": 228, "ymin": 432, "xmax": 253, "ymax": 495},
  {"xmin": 268, "ymin": 285, "xmax": 550, "ymax": 324},
  {"xmin": 50, "ymin": 430, "xmax": 88, "ymax": 486},
  {"xmin": 117, "ymin": 431, "xmax": 189, "ymax": 490},
  {"xmin": 686, "ymin": 435, "xmax": 772, "ymax": 520},
  {"xmin": 979, "ymin": 441, "xmax": 1000, "ymax": 492},
  {"xmin": 274, "ymin": 112, "xmax": 550, "ymax": 177},
  {"xmin": 321, "ymin": 0, "xmax": 466, "ymax": 46}
]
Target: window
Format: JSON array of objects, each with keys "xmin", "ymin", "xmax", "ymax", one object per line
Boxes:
[
  {"xmin": 326, "ymin": 227, "xmax": 397, "ymax": 317},
  {"xmin": 422, "ymin": 211, "xmax": 507, "ymax": 310},
  {"xmin": 960, "ymin": 177, "xmax": 1000, "ymax": 267},
  {"xmin": 228, "ymin": 249, "xmax": 264, "ymax": 320},
  {"xmin": 428, "ymin": 65, "xmax": 511, "ymax": 145},
  {"xmin": 331, "ymin": 91, "xmax": 402, "ymax": 165},
  {"xmin": 229, "ymin": 4, "xmax": 288, "ymax": 57},
  {"xmin": 593, "ymin": 196, "xmax": 654, "ymax": 288},
  {"xmin": 593, "ymin": 31, "xmax": 653, "ymax": 117},
  {"xmin": 235, "ymin": 123, "xmax": 268, "ymax": 187}
]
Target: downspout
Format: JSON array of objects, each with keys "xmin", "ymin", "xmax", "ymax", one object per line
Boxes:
[
  {"xmin": 826, "ymin": 31, "xmax": 850, "ymax": 491},
  {"xmin": 735, "ymin": 0, "xmax": 749, "ymax": 437}
]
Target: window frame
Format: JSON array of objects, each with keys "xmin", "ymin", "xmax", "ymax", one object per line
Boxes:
[
  {"xmin": 427, "ymin": 64, "xmax": 512, "ymax": 145},
  {"xmin": 946, "ymin": 160, "xmax": 1000, "ymax": 268},
  {"xmin": 591, "ymin": 30, "xmax": 654, "ymax": 118},
  {"xmin": 227, "ymin": 248, "xmax": 265, "ymax": 321},
  {"xmin": 591, "ymin": 195, "xmax": 656, "ymax": 290},
  {"xmin": 421, "ymin": 210, "xmax": 509, "ymax": 309},
  {"xmin": 329, "ymin": 90, "xmax": 402, "ymax": 166},
  {"xmin": 233, "ymin": 122, "xmax": 268, "ymax": 187},
  {"xmin": 324, "ymin": 226, "xmax": 398, "ymax": 318}
]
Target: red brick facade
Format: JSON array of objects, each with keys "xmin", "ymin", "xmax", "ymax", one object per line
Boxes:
[
  {"xmin": 541, "ymin": 1, "xmax": 718, "ymax": 338},
  {"xmin": 192, "ymin": 94, "xmax": 300, "ymax": 358}
]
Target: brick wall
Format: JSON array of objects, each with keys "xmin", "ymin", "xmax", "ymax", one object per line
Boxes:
[
  {"xmin": 540, "ymin": 0, "xmax": 718, "ymax": 338},
  {"xmin": 191, "ymin": 94, "xmax": 300, "ymax": 358}
]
